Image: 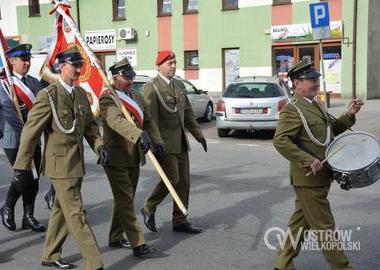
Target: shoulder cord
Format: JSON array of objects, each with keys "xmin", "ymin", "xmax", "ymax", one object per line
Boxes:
[
  {"xmin": 152, "ymin": 82, "xmax": 178, "ymax": 113},
  {"xmin": 43, "ymin": 88, "xmax": 76, "ymax": 134},
  {"xmin": 290, "ymin": 100, "xmax": 331, "ymax": 147}
]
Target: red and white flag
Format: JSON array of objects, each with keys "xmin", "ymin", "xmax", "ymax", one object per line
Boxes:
[
  {"xmin": 45, "ymin": 1, "xmax": 144, "ymax": 125},
  {"xmin": 45, "ymin": 2, "xmax": 103, "ymax": 115}
]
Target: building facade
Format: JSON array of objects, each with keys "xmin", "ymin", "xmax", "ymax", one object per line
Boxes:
[{"xmin": 0, "ymin": 0, "xmax": 378, "ymax": 99}]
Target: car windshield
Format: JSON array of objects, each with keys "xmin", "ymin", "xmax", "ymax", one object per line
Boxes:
[
  {"xmin": 132, "ymin": 81, "xmax": 146, "ymax": 92},
  {"xmin": 223, "ymin": 82, "xmax": 284, "ymax": 98}
]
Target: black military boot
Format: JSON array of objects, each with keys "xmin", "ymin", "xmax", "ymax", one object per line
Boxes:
[
  {"xmin": 22, "ymin": 204, "xmax": 45, "ymax": 232},
  {"xmin": 0, "ymin": 205, "xmax": 16, "ymax": 231}
]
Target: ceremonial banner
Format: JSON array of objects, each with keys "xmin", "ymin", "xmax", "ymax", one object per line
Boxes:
[{"xmin": 45, "ymin": 2, "xmax": 104, "ymax": 115}]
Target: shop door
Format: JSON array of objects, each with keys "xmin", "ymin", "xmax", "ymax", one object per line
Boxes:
[{"xmin": 273, "ymin": 45, "xmax": 319, "ymax": 76}]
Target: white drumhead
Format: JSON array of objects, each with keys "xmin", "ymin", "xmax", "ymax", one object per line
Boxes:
[{"xmin": 327, "ymin": 132, "xmax": 380, "ymax": 171}]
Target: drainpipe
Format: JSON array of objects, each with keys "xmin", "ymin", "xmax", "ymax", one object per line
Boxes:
[
  {"xmin": 76, "ymin": 0, "xmax": 81, "ymax": 31},
  {"xmin": 352, "ymin": 0, "xmax": 358, "ymax": 98}
]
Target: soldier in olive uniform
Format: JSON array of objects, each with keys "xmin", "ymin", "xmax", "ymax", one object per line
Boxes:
[
  {"xmin": 141, "ymin": 50, "xmax": 207, "ymax": 234},
  {"xmin": 99, "ymin": 58, "xmax": 159, "ymax": 257},
  {"xmin": 273, "ymin": 61, "xmax": 363, "ymax": 270},
  {"xmin": 0, "ymin": 44, "xmax": 45, "ymax": 232},
  {"xmin": 13, "ymin": 47, "xmax": 107, "ymax": 270}
]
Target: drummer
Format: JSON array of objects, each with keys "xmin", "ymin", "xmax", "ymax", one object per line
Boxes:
[{"xmin": 272, "ymin": 61, "xmax": 363, "ymax": 270}]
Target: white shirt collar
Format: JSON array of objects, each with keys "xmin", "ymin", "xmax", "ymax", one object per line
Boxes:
[
  {"xmin": 59, "ymin": 77, "xmax": 74, "ymax": 94},
  {"xmin": 303, "ymin": 97, "xmax": 313, "ymax": 104},
  {"xmin": 158, "ymin": 72, "xmax": 171, "ymax": 85},
  {"xmin": 13, "ymin": 72, "xmax": 24, "ymax": 80}
]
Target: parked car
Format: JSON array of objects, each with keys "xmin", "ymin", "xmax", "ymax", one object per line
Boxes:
[
  {"xmin": 216, "ymin": 76, "xmax": 290, "ymax": 137},
  {"xmin": 133, "ymin": 75, "xmax": 214, "ymax": 122}
]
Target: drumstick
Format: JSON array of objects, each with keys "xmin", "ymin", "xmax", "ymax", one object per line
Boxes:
[{"xmin": 306, "ymin": 142, "xmax": 349, "ymax": 176}]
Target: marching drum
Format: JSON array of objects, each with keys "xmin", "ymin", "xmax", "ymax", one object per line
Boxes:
[{"xmin": 326, "ymin": 132, "xmax": 380, "ymax": 190}]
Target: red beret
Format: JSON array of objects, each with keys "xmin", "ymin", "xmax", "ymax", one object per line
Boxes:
[{"xmin": 156, "ymin": 50, "xmax": 176, "ymax": 66}]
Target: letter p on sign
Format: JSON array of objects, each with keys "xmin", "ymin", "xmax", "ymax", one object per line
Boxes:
[{"xmin": 309, "ymin": 2, "xmax": 330, "ymax": 28}]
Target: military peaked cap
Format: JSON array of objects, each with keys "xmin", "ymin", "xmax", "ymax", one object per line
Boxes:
[
  {"xmin": 56, "ymin": 46, "xmax": 84, "ymax": 65},
  {"xmin": 6, "ymin": 43, "xmax": 32, "ymax": 58},
  {"xmin": 109, "ymin": 58, "xmax": 136, "ymax": 78},
  {"xmin": 287, "ymin": 60, "xmax": 320, "ymax": 80}
]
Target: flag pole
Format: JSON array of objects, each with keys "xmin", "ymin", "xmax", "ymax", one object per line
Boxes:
[{"xmin": 53, "ymin": 2, "xmax": 188, "ymax": 216}]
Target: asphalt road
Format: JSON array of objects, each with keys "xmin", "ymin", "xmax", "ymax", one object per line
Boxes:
[{"xmin": 0, "ymin": 99, "xmax": 379, "ymax": 270}]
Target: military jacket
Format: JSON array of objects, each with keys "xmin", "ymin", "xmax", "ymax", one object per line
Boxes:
[
  {"xmin": 273, "ymin": 94, "xmax": 355, "ymax": 186},
  {"xmin": 14, "ymin": 81, "xmax": 103, "ymax": 178},
  {"xmin": 143, "ymin": 75, "xmax": 204, "ymax": 154},
  {"xmin": 99, "ymin": 89, "xmax": 162, "ymax": 167}
]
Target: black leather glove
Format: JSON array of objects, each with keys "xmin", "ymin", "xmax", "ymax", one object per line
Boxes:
[
  {"xmin": 139, "ymin": 130, "xmax": 152, "ymax": 154},
  {"xmin": 197, "ymin": 138, "xmax": 207, "ymax": 152},
  {"xmin": 97, "ymin": 145, "xmax": 109, "ymax": 166},
  {"xmin": 13, "ymin": 169, "xmax": 32, "ymax": 193},
  {"xmin": 154, "ymin": 143, "xmax": 166, "ymax": 164}
]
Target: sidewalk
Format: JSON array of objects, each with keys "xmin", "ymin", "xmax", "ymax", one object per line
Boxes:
[{"xmin": 328, "ymin": 98, "xmax": 380, "ymax": 138}]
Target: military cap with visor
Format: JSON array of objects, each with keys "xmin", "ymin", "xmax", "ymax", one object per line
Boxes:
[
  {"xmin": 287, "ymin": 60, "xmax": 321, "ymax": 80},
  {"xmin": 109, "ymin": 58, "xmax": 136, "ymax": 79},
  {"xmin": 6, "ymin": 43, "xmax": 32, "ymax": 58},
  {"xmin": 56, "ymin": 46, "xmax": 84, "ymax": 66}
]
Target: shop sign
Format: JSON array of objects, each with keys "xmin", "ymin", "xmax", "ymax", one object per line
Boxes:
[
  {"xmin": 271, "ymin": 21, "xmax": 342, "ymax": 42},
  {"xmin": 85, "ymin": 30, "xmax": 116, "ymax": 51},
  {"xmin": 117, "ymin": 48, "xmax": 137, "ymax": 67}
]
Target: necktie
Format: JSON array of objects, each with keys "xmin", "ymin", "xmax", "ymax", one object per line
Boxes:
[{"xmin": 21, "ymin": 76, "xmax": 28, "ymax": 87}]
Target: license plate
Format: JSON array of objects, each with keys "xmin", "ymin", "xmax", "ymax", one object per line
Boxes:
[{"xmin": 240, "ymin": 108, "xmax": 263, "ymax": 114}]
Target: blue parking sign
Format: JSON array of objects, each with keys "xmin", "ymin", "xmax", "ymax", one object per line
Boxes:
[{"xmin": 309, "ymin": 2, "xmax": 330, "ymax": 28}]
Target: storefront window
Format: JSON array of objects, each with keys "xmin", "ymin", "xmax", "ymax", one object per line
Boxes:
[
  {"xmin": 323, "ymin": 46, "xmax": 341, "ymax": 59},
  {"xmin": 274, "ymin": 48, "xmax": 294, "ymax": 74},
  {"xmin": 299, "ymin": 47, "xmax": 314, "ymax": 64}
]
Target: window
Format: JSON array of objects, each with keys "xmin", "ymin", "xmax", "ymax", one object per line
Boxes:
[
  {"xmin": 29, "ymin": 0, "xmax": 40, "ymax": 17},
  {"xmin": 158, "ymin": 0, "xmax": 172, "ymax": 16},
  {"xmin": 113, "ymin": 0, "xmax": 126, "ymax": 20},
  {"xmin": 272, "ymin": 0, "xmax": 291, "ymax": 6},
  {"xmin": 183, "ymin": 0, "xmax": 198, "ymax": 14},
  {"xmin": 222, "ymin": 0, "xmax": 238, "ymax": 11},
  {"xmin": 184, "ymin": 51, "xmax": 199, "ymax": 70}
]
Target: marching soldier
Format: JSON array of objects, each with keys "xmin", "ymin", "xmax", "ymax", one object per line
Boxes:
[
  {"xmin": 99, "ymin": 58, "xmax": 159, "ymax": 257},
  {"xmin": 141, "ymin": 50, "xmax": 207, "ymax": 233},
  {"xmin": 13, "ymin": 47, "xmax": 107, "ymax": 270},
  {"xmin": 273, "ymin": 61, "xmax": 363, "ymax": 270},
  {"xmin": 0, "ymin": 44, "xmax": 45, "ymax": 232}
]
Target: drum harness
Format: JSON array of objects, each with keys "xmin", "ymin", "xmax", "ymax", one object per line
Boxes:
[{"xmin": 290, "ymin": 99, "xmax": 331, "ymax": 147}]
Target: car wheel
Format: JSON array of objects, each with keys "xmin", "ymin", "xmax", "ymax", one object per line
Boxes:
[
  {"xmin": 202, "ymin": 103, "xmax": 213, "ymax": 122},
  {"xmin": 217, "ymin": 128, "xmax": 230, "ymax": 137}
]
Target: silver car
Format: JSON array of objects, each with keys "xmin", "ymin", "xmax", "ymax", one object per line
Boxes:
[
  {"xmin": 216, "ymin": 76, "xmax": 290, "ymax": 137},
  {"xmin": 133, "ymin": 75, "xmax": 214, "ymax": 122}
]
